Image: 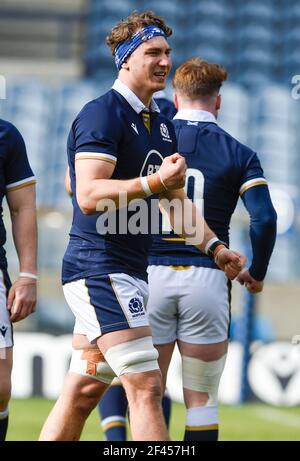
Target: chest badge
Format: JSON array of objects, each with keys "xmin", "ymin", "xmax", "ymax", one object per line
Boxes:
[{"xmin": 160, "ymin": 123, "xmax": 172, "ymax": 142}]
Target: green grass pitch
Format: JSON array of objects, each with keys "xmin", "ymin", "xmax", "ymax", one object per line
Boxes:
[{"xmin": 6, "ymin": 399, "xmax": 300, "ymax": 441}]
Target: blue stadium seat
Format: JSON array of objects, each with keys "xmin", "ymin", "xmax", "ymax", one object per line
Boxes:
[
  {"xmin": 190, "ymin": 44, "xmax": 228, "ymax": 67},
  {"xmin": 139, "ymin": 0, "xmax": 182, "ymax": 22},
  {"xmin": 4, "ymin": 81, "xmax": 53, "ymax": 206},
  {"xmin": 237, "ymin": 1, "xmax": 278, "ymax": 25},
  {"xmin": 190, "ymin": 0, "xmax": 232, "ymax": 24},
  {"xmin": 218, "ymin": 83, "xmax": 250, "ymax": 144},
  {"xmin": 91, "ymin": 0, "xmax": 134, "ymax": 17},
  {"xmin": 253, "ymin": 86, "xmax": 297, "ymax": 125},
  {"xmin": 237, "ymin": 24, "xmax": 276, "ymax": 47}
]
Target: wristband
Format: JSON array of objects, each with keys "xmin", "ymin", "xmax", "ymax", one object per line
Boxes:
[
  {"xmin": 19, "ymin": 272, "xmax": 38, "ymax": 280},
  {"xmin": 206, "ymin": 239, "xmax": 229, "ymax": 260},
  {"xmin": 140, "ymin": 176, "xmax": 152, "ymax": 196}
]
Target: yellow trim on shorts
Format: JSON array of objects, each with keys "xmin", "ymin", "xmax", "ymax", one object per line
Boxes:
[
  {"xmin": 162, "ymin": 237, "xmax": 185, "ymax": 242},
  {"xmin": 168, "ymin": 265, "xmax": 192, "ymax": 270},
  {"xmin": 186, "ymin": 424, "xmax": 219, "ymax": 431}
]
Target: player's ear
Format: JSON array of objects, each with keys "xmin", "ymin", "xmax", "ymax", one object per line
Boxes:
[
  {"xmin": 121, "ymin": 59, "xmax": 130, "ymax": 70},
  {"xmin": 173, "ymin": 93, "xmax": 179, "ymax": 110},
  {"xmin": 216, "ymin": 94, "xmax": 221, "ymax": 111}
]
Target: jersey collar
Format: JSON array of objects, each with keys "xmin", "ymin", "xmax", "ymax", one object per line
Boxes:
[
  {"xmin": 112, "ymin": 79, "xmax": 160, "ymax": 114},
  {"xmin": 173, "ymin": 109, "xmax": 217, "ymax": 124}
]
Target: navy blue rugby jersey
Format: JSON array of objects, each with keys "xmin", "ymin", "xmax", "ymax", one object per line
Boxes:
[
  {"xmin": 154, "ymin": 91, "xmax": 177, "ymax": 120},
  {"xmin": 62, "ymin": 80, "xmax": 177, "ymax": 284},
  {"xmin": 149, "ymin": 109, "xmax": 267, "ymax": 269},
  {"xmin": 0, "ymin": 119, "xmax": 36, "ymax": 269}
]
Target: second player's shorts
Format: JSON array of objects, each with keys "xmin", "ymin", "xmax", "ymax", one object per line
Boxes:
[
  {"xmin": 63, "ymin": 273, "xmax": 150, "ymax": 342},
  {"xmin": 0, "ymin": 269, "xmax": 13, "ymax": 349},
  {"xmin": 147, "ymin": 265, "xmax": 231, "ymax": 345}
]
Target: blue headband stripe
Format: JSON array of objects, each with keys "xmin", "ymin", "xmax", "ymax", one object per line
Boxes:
[{"xmin": 115, "ymin": 25, "xmax": 167, "ymax": 70}]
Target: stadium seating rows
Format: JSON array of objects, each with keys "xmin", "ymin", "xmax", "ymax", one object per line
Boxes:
[{"xmin": 85, "ymin": 0, "xmax": 300, "ymax": 86}]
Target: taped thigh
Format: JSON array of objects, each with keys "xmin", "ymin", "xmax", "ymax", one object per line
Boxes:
[
  {"xmin": 104, "ymin": 336, "xmax": 159, "ymax": 377},
  {"xmin": 182, "ymin": 354, "xmax": 227, "ymax": 406},
  {"xmin": 70, "ymin": 348, "xmax": 116, "ymax": 384}
]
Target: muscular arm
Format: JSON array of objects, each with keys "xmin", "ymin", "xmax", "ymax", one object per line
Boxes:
[
  {"xmin": 6, "ymin": 184, "xmax": 37, "ymax": 321},
  {"xmin": 75, "ymin": 159, "xmax": 146, "ymax": 213},
  {"xmin": 75, "ymin": 153, "xmax": 188, "ymax": 214},
  {"xmin": 159, "ymin": 188, "xmax": 215, "ymax": 253},
  {"xmin": 65, "ymin": 166, "xmax": 72, "ymax": 197},
  {"xmin": 159, "ymin": 188, "xmax": 245, "ymax": 278}
]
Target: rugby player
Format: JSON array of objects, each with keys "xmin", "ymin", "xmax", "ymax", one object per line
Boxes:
[
  {"xmin": 147, "ymin": 58, "xmax": 277, "ymax": 441},
  {"xmin": 0, "ymin": 119, "xmax": 37, "ymax": 441},
  {"xmin": 40, "ymin": 14, "xmax": 244, "ymax": 441},
  {"xmin": 97, "ymin": 94, "xmax": 176, "ymax": 441}
]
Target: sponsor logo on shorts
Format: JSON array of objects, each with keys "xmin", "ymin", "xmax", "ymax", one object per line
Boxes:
[
  {"xmin": 0, "ymin": 325, "xmax": 8, "ymax": 337},
  {"xmin": 128, "ymin": 297, "xmax": 145, "ymax": 318}
]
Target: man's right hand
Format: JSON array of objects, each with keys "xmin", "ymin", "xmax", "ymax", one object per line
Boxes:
[{"xmin": 159, "ymin": 153, "xmax": 187, "ymax": 190}]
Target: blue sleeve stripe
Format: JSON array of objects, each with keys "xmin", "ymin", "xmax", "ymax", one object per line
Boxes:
[
  {"xmin": 75, "ymin": 152, "xmax": 117, "ymax": 165},
  {"xmin": 6, "ymin": 176, "xmax": 36, "ymax": 191},
  {"xmin": 239, "ymin": 177, "xmax": 268, "ymax": 196}
]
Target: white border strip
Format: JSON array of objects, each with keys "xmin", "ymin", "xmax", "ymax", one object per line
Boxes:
[
  {"xmin": 239, "ymin": 177, "xmax": 267, "ymax": 195},
  {"xmin": 6, "ymin": 176, "xmax": 36, "ymax": 190},
  {"xmin": 75, "ymin": 152, "xmax": 117, "ymax": 163}
]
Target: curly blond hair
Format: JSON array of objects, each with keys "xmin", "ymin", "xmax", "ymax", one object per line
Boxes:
[
  {"xmin": 106, "ymin": 11, "xmax": 172, "ymax": 56},
  {"xmin": 172, "ymin": 58, "xmax": 228, "ymax": 99}
]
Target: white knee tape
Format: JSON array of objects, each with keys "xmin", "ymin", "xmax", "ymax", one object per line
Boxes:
[
  {"xmin": 182, "ymin": 354, "xmax": 227, "ymax": 406},
  {"xmin": 104, "ymin": 336, "xmax": 159, "ymax": 377},
  {"xmin": 70, "ymin": 349, "xmax": 116, "ymax": 384}
]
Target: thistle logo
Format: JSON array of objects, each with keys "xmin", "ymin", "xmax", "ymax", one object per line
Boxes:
[
  {"xmin": 128, "ymin": 297, "xmax": 144, "ymax": 315},
  {"xmin": 0, "ymin": 325, "xmax": 8, "ymax": 337},
  {"xmin": 160, "ymin": 123, "xmax": 171, "ymax": 142}
]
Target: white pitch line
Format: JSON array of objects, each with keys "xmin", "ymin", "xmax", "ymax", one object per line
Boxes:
[{"xmin": 253, "ymin": 407, "xmax": 300, "ymax": 429}]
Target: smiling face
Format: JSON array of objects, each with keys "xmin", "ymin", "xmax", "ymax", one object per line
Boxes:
[{"xmin": 119, "ymin": 36, "xmax": 172, "ymax": 105}]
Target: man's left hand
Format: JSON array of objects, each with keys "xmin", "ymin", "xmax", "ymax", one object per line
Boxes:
[{"xmin": 7, "ymin": 277, "xmax": 37, "ymax": 323}]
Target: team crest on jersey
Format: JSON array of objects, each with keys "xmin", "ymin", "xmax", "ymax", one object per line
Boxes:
[
  {"xmin": 160, "ymin": 123, "xmax": 172, "ymax": 142},
  {"xmin": 0, "ymin": 325, "xmax": 7, "ymax": 337},
  {"xmin": 128, "ymin": 297, "xmax": 145, "ymax": 318}
]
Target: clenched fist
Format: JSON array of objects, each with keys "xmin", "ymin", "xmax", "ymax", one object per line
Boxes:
[{"xmin": 159, "ymin": 153, "xmax": 187, "ymax": 190}]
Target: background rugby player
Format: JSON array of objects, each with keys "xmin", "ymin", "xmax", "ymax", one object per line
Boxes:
[
  {"xmin": 0, "ymin": 119, "xmax": 37, "ymax": 441},
  {"xmin": 147, "ymin": 57, "xmax": 277, "ymax": 441}
]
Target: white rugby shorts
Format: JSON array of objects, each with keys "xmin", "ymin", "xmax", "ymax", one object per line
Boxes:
[
  {"xmin": 0, "ymin": 270, "xmax": 13, "ymax": 349},
  {"xmin": 63, "ymin": 273, "xmax": 150, "ymax": 343},
  {"xmin": 147, "ymin": 265, "xmax": 231, "ymax": 345}
]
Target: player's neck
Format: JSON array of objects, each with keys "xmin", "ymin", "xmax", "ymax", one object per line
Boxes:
[
  {"xmin": 118, "ymin": 75, "xmax": 153, "ymax": 108},
  {"xmin": 178, "ymin": 103, "xmax": 217, "ymax": 117}
]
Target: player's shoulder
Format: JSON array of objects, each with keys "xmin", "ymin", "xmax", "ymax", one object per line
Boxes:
[
  {"xmin": 214, "ymin": 124, "xmax": 256, "ymax": 159},
  {"xmin": 73, "ymin": 90, "xmax": 123, "ymax": 133},
  {"xmin": 0, "ymin": 118, "xmax": 24, "ymax": 146},
  {"xmin": 155, "ymin": 97, "xmax": 177, "ymax": 119},
  {"xmin": 77, "ymin": 89, "xmax": 117, "ymax": 118}
]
